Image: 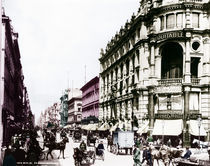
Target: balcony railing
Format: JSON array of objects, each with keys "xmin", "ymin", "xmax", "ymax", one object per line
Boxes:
[
  {"xmin": 191, "ymin": 78, "xmax": 200, "ymax": 85},
  {"xmin": 158, "ymin": 78, "xmax": 182, "ymax": 85},
  {"xmin": 158, "ymin": 78, "xmax": 200, "ymax": 85},
  {"xmin": 179, "ymin": 0, "xmax": 203, "ymax": 2}
]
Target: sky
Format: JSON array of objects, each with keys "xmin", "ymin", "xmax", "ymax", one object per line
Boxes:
[{"xmin": 4, "ymin": 0, "xmax": 140, "ymax": 123}]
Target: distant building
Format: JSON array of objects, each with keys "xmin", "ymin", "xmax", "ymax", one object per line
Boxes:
[
  {"xmin": 67, "ymin": 88, "xmax": 82, "ymax": 127},
  {"xmin": 99, "ymin": 0, "xmax": 210, "ymax": 146},
  {"xmin": 40, "ymin": 102, "xmax": 60, "ymax": 129},
  {"xmin": 80, "ymin": 76, "xmax": 99, "ymax": 124},
  {"xmin": 60, "ymin": 90, "xmax": 69, "ymax": 127}
]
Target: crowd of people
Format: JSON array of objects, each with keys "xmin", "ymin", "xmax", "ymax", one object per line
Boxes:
[
  {"xmin": 132, "ymin": 135, "xmax": 194, "ymax": 166},
  {"xmin": 2, "ymin": 129, "xmax": 43, "ymax": 166}
]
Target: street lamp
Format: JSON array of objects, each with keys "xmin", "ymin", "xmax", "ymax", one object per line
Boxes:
[
  {"xmin": 162, "ymin": 119, "xmax": 165, "ymax": 145},
  {"xmin": 197, "ymin": 115, "xmax": 202, "ymax": 148}
]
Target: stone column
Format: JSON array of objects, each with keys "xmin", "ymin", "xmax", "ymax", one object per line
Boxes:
[
  {"xmin": 129, "ymin": 58, "xmax": 134, "ymax": 91},
  {"xmin": 99, "ymin": 76, "xmax": 104, "ymax": 102},
  {"xmin": 184, "ymin": 32, "xmax": 191, "ymax": 83},
  {"xmin": 108, "ymin": 74, "xmax": 111, "ymax": 95},
  {"xmin": 104, "ymin": 75, "xmax": 108, "ymax": 100},
  {"xmin": 183, "ymin": 86, "xmax": 190, "ymax": 147},
  {"xmin": 122, "ymin": 101, "xmax": 126, "ymax": 120},
  {"xmin": 116, "ymin": 102, "xmax": 120, "ymax": 119},
  {"xmin": 134, "ymin": 49, "xmax": 140, "ymax": 84},
  {"xmin": 203, "ymin": 38, "xmax": 210, "ymax": 84},
  {"xmin": 185, "ymin": 9, "xmax": 191, "ymax": 28},
  {"xmin": 155, "ymin": 47, "xmax": 161, "ymax": 79},
  {"xmin": 148, "ymin": 87, "xmax": 155, "ymax": 136},
  {"xmin": 117, "ymin": 66, "xmax": 121, "ymax": 96},
  {"xmin": 150, "ymin": 43, "xmax": 155, "ymax": 78},
  {"xmin": 123, "ymin": 63, "xmax": 127, "ymax": 94}
]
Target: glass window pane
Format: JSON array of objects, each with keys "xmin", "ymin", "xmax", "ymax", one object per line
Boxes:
[
  {"xmin": 176, "ymin": 13, "xmax": 183, "ymax": 28},
  {"xmin": 192, "ymin": 13, "xmax": 199, "ymax": 28},
  {"xmin": 166, "ymin": 14, "xmax": 175, "ymax": 29}
]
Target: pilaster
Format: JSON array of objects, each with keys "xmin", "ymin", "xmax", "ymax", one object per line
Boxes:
[
  {"xmin": 184, "ymin": 31, "xmax": 191, "ymax": 83},
  {"xmin": 183, "ymin": 85, "xmax": 191, "ymax": 147},
  {"xmin": 148, "ymin": 86, "xmax": 155, "ymax": 136}
]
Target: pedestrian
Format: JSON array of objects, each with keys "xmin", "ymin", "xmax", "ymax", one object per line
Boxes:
[
  {"xmin": 79, "ymin": 140, "xmax": 87, "ymax": 152},
  {"xmin": 3, "ymin": 145, "xmax": 16, "ymax": 166},
  {"xmin": 182, "ymin": 146, "xmax": 192, "ymax": 159},
  {"xmin": 133, "ymin": 145, "xmax": 141, "ymax": 166},
  {"xmin": 135, "ymin": 136, "xmax": 141, "ymax": 148},
  {"xmin": 146, "ymin": 147, "xmax": 153, "ymax": 166},
  {"xmin": 141, "ymin": 146, "xmax": 147, "ymax": 164},
  {"xmin": 167, "ymin": 139, "xmax": 171, "ymax": 147}
]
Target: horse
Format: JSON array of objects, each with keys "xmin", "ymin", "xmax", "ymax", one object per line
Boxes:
[
  {"xmin": 192, "ymin": 139, "xmax": 209, "ymax": 148},
  {"xmin": 45, "ymin": 136, "xmax": 69, "ymax": 160},
  {"xmin": 167, "ymin": 148, "xmax": 183, "ymax": 166},
  {"xmin": 150, "ymin": 145, "xmax": 170, "ymax": 166}
]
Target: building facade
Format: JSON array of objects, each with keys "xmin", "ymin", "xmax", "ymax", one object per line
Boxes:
[
  {"xmin": 80, "ymin": 76, "xmax": 99, "ymax": 124},
  {"xmin": 0, "ymin": 14, "xmax": 33, "ymax": 146},
  {"xmin": 99, "ymin": 0, "xmax": 210, "ymax": 146},
  {"xmin": 67, "ymin": 88, "xmax": 82, "ymax": 128},
  {"xmin": 60, "ymin": 90, "xmax": 69, "ymax": 127},
  {"xmin": 40, "ymin": 102, "xmax": 60, "ymax": 129}
]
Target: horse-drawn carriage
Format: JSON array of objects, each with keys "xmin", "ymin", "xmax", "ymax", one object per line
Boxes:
[
  {"xmin": 87, "ymin": 133, "xmax": 97, "ymax": 146},
  {"xmin": 73, "ymin": 147, "xmax": 96, "ymax": 166},
  {"xmin": 73, "ymin": 130, "xmax": 82, "ymax": 142},
  {"xmin": 109, "ymin": 131, "xmax": 134, "ymax": 155}
]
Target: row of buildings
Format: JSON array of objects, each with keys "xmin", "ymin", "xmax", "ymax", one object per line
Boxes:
[
  {"xmin": 39, "ymin": 76, "xmax": 99, "ymax": 130},
  {"xmin": 40, "ymin": 0, "xmax": 210, "ymax": 147},
  {"xmin": 0, "ymin": 12, "xmax": 34, "ymax": 161}
]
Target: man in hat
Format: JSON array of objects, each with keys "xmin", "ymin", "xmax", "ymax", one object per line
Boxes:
[{"xmin": 141, "ymin": 146, "xmax": 147, "ymax": 164}]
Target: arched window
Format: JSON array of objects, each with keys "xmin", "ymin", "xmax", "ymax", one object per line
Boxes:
[{"xmin": 161, "ymin": 42, "xmax": 183, "ymax": 79}]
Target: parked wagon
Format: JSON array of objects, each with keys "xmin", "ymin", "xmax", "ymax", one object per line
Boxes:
[{"xmin": 110, "ymin": 131, "xmax": 134, "ymax": 155}]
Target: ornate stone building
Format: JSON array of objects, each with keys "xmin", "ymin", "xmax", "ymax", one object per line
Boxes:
[{"xmin": 99, "ymin": 0, "xmax": 210, "ymax": 146}]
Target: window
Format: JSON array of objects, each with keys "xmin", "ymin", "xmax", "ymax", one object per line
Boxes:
[
  {"xmin": 192, "ymin": 13, "xmax": 199, "ymax": 28},
  {"xmin": 160, "ymin": 16, "xmax": 164, "ymax": 30},
  {"xmin": 166, "ymin": 14, "xmax": 175, "ymax": 29},
  {"xmin": 176, "ymin": 13, "xmax": 183, "ymax": 28}
]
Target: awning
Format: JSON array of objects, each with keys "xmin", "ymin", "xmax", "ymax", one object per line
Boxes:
[
  {"xmin": 110, "ymin": 123, "xmax": 119, "ymax": 132},
  {"xmin": 84, "ymin": 123, "xmax": 98, "ymax": 131},
  {"xmin": 64, "ymin": 124, "xmax": 72, "ymax": 129},
  {"xmin": 189, "ymin": 120, "xmax": 207, "ymax": 136},
  {"xmin": 152, "ymin": 119, "xmax": 183, "ymax": 136},
  {"xmin": 81, "ymin": 125, "xmax": 88, "ymax": 130},
  {"xmin": 137, "ymin": 121, "xmax": 149, "ymax": 135},
  {"xmin": 98, "ymin": 123, "xmax": 109, "ymax": 131}
]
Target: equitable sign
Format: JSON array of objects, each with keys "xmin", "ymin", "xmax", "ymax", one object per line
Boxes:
[{"xmin": 156, "ymin": 31, "xmax": 184, "ymax": 41}]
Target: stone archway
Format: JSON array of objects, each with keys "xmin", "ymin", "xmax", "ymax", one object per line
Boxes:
[{"xmin": 161, "ymin": 42, "xmax": 183, "ymax": 79}]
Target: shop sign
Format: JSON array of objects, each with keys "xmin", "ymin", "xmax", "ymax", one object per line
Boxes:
[
  {"xmin": 156, "ymin": 31, "xmax": 184, "ymax": 41},
  {"xmin": 155, "ymin": 85, "xmax": 182, "ymax": 94},
  {"xmin": 155, "ymin": 113, "xmax": 183, "ymax": 119}
]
